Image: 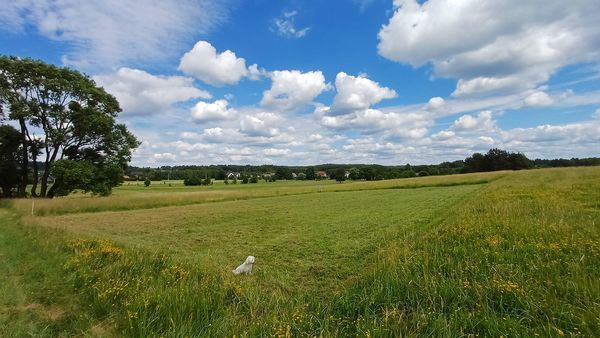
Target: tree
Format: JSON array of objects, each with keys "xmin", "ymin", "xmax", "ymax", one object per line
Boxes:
[
  {"xmin": 0, "ymin": 56, "xmax": 139, "ymax": 197},
  {"xmin": 144, "ymin": 177, "xmax": 151, "ymax": 187},
  {"xmin": 275, "ymin": 167, "xmax": 290, "ymax": 180},
  {"xmin": 465, "ymin": 149, "xmax": 532, "ymax": 172},
  {"xmin": 333, "ymin": 168, "xmax": 346, "ymax": 182},
  {"xmin": 0, "ymin": 124, "xmax": 21, "ymax": 197},
  {"xmin": 348, "ymin": 167, "xmax": 360, "ymax": 180},
  {"xmin": 305, "ymin": 167, "xmax": 315, "ymax": 180}
]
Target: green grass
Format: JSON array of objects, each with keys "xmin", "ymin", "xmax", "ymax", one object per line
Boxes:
[
  {"xmin": 1, "ymin": 167, "xmax": 599, "ymax": 336},
  {"xmin": 0, "ymin": 204, "xmax": 114, "ymax": 337},
  {"xmin": 14, "ymin": 171, "xmax": 504, "ymax": 216},
  {"xmin": 31, "ymin": 184, "xmax": 481, "ymax": 298}
]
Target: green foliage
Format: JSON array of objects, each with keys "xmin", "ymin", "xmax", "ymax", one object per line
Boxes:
[
  {"xmin": 249, "ymin": 175, "xmax": 258, "ymax": 184},
  {"xmin": 465, "ymin": 148, "xmax": 532, "ymax": 172},
  {"xmin": 0, "ymin": 55, "xmax": 139, "ymax": 198},
  {"xmin": 144, "ymin": 177, "xmax": 151, "ymax": 188},
  {"xmin": 332, "ymin": 167, "xmax": 346, "ymax": 182},
  {"xmin": 305, "ymin": 167, "xmax": 315, "ymax": 180},
  {"xmin": 49, "ymin": 159, "xmax": 123, "ymax": 196},
  {"xmin": 183, "ymin": 173, "xmax": 213, "ymax": 186},
  {"xmin": 0, "ymin": 124, "xmax": 21, "ymax": 197},
  {"xmin": 348, "ymin": 167, "xmax": 360, "ymax": 180}
]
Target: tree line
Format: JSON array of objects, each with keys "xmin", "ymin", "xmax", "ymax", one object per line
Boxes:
[{"xmin": 127, "ymin": 149, "xmax": 599, "ymax": 184}]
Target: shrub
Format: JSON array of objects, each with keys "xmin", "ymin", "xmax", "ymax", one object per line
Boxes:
[{"xmin": 144, "ymin": 177, "xmax": 151, "ymax": 187}]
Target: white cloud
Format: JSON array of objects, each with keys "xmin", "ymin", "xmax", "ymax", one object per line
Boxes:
[
  {"xmin": 331, "ymin": 72, "xmax": 396, "ymax": 114},
  {"xmin": 239, "ymin": 112, "xmax": 282, "ymax": 137},
  {"xmin": 264, "ymin": 148, "xmax": 290, "ymax": 157},
  {"xmin": 524, "ymin": 91, "xmax": 554, "ymax": 107},
  {"xmin": 450, "ymin": 111, "xmax": 497, "ymax": 133},
  {"xmin": 453, "ymin": 76, "xmax": 525, "ymax": 97},
  {"xmin": 426, "ymin": 96, "xmax": 445, "ymax": 111},
  {"xmin": 93, "ymin": 67, "xmax": 211, "ymax": 115},
  {"xmin": 153, "ymin": 152, "xmax": 176, "ymax": 162},
  {"xmin": 179, "ymin": 41, "xmax": 260, "ymax": 86},
  {"xmin": 595, "ymin": 108, "xmax": 600, "ymax": 119},
  {"xmin": 271, "ymin": 11, "xmax": 310, "ymax": 38},
  {"xmin": 0, "ymin": 0, "xmax": 229, "ymax": 69},
  {"xmin": 320, "ymin": 107, "xmax": 431, "ymax": 139},
  {"xmin": 502, "ymin": 122, "xmax": 600, "ymax": 144},
  {"xmin": 261, "ymin": 70, "xmax": 330, "ymax": 112},
  {"xmin": 378, "ymin": 0, "xmax": 600, "ymax": 96},
  {"xmin": 190, "ymin": 99, "xmax": 236, "ymax": 123}
]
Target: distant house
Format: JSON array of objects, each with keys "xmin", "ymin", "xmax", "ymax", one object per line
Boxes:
[
  {"xmin": 226, "ymin": 172, "xmax": 241, "ymax": 179},
  {"xmin": 291, "ymin": 172, "xmax": 298, "ymax": 179},
  {"xmin": 315, "ymin": 170, "xmax": 328, "ymax": 178}
]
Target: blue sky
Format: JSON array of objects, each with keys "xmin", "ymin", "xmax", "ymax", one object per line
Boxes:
[{"xmin": 1, "ymin": 0, "xmax": 599, "ymax": 166}]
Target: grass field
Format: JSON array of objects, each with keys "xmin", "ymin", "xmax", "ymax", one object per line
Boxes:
[
  {"xmin": 1, "ymin": 167, "xmax": 599, "ymax": 336},
  {"xmin": 13, "ymin": 171, "xmax": 503, "ymax": 216}
]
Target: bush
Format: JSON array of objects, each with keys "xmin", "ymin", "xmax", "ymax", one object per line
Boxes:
[
  {"xmin": 144, "ymin": 177, "xmax": 151, "ymax": 187},
  {"xmin": 249, "ymin": 176, "xmax": 258, "ymax": 184}
]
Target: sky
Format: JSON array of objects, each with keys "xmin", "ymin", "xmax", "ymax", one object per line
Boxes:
[{"xmin": 1, "ymin": 0, "xmax": 599, "ymax": 166}]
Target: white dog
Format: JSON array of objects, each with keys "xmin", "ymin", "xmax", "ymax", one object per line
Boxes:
[{"xmin": 232, "ymin": 256, "xmax": 255, "ymax": 275}]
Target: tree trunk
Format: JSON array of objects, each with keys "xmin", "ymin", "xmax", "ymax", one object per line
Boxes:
[
  {"xmin": 40, "ymin": 146, "xmax": 59, "ymax": 198},
  {"xmin": 30, "ymin": 157, "xmax": 39, "ymax": 197},
  {"xmin": 17, "ymin": 117, "xmax": 28, "ymax": 197}
]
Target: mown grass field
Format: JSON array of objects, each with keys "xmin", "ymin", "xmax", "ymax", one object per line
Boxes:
[{"xmin": 1, "ymin": 167, "xmax": 599, "ymax": 337}]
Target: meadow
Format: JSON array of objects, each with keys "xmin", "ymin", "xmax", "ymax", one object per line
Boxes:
[{"xmin": 1, "ymin": 167, "xmax": 599, "ymax": 337}]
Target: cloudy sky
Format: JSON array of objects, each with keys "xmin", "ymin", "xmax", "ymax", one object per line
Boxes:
[{"xmin": 1, "ymin": 0, "xmax": 599, "ymax": 166}]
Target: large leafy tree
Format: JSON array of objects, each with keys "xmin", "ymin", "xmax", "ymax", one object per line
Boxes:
[
  {"xmin": 0, "ymin": 56, "xmax": 139, "ymax": 197},
  {"xmin": 465, "ymin": 148, "xmax": 532, "ymax": 172}
]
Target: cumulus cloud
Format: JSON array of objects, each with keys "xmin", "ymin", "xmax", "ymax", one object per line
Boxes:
[
  {"xmin": 179, "ymin": 41, "xmax": 261, "ymax": 86},
  {"xmin": 450, "ymin": 111, "xmax": 498, "ymax": 133},
  {"xmin": 320, "ymin": 107, "xmax": 431, "ymax": 139},
  {"xmin": 331, "ymin": 72, "xmax": 396, "ymax": 114},
  {"xmin": 239, "ymin": 112, "xmax": 282, "ymax": 137},
  {"xmin": 524, "ymin": 91, "xmax": 554, "ymax": 107},
  {"xmin": 503, "ymin": 122, "xmax": 600, "ymax": 144},
  {"xmin": 0, "ymin": 0, "xmax": 229, "ymax": 69},
  {"xmin": 378, "ymin": 0, "xmax": 600, "ymax": 96},
  {"xmin": 426, "ymin": 96, "xmax": 445, "ymax": 111},
  {"xmin": 261, "ymin": 70, "xmax": 330, "ymax": 112},
  {"xmin": 93, "ymin": 67, "xmax": 211, "ymax": 115},
  {"xmin": 190, "ymin": 99, "xmax": 236, "ymax": 123},
  {"xmin": 271, "ymin": 11, "xmax": 310, "ymax": 38}
]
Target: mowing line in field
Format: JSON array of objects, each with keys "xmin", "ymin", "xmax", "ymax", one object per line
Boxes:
[{"xmin": 14, "ymin": 171, "xmax": 505, "ymax": 216}]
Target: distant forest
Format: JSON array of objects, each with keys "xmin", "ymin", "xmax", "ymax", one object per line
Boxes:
[{"xmin": 126, "ymin": 149, "xmax": 600, "ymax": 182}]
